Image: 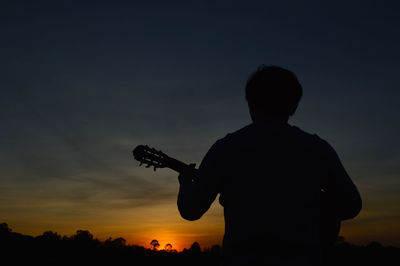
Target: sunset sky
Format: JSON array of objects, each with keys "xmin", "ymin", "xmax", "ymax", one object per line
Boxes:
[{"xmin": 1, "ymin": 1, "xmax": 400, "ymax": 250}]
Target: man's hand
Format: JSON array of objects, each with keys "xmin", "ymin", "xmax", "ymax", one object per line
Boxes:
[{"xmin": 178, "ymin": 163, "xmax": 197, "ymax": 184}]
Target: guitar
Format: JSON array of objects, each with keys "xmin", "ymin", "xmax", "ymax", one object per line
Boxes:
[
  {"xmin": 132, "ymin": 144, "xmax": 341, "ymax": 250},
  {"xmin": 133, "ymin": 145, "xmax": 196, "ymax": 174}
]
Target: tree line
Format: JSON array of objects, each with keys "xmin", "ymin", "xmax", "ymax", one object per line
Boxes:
[
  {"xmin": 0, "ymin": 222, "xmax": 220, "ymax": 266},
  {"xmin": 0, "ymin": 222, "xmax": 398, "ymax": 265}
]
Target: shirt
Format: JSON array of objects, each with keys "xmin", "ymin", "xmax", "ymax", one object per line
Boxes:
[{"xmin": 177, "ymin": 122, "xmax": 362, "ymax": 265}]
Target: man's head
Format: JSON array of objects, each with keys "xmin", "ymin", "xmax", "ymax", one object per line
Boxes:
[{"xmin": 245, "ymin": 65, "xmax": 303, "ymax": 122}]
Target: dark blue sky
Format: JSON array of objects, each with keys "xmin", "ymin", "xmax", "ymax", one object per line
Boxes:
[{"xmin": 1, "ymin": 1, "xmax": 400, "ymax": 247}]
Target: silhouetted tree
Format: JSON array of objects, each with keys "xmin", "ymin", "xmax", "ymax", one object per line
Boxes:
[
  {"xmin": 150, "ymin": 239, "xmax": 160, "ymax": 250},
  {"xmin": 367, "ymin": 241, "xmax": 383, "ymax": 249},
  {"xmin": 36, "ymin": 231, "xmax": 62, "ymax": 241},
  {"xmin": 106, "ymin": 237, "xmax": 126, "ymax": 247},
  {"xmin": 70, "ymin": 229, "xmax": 100, "ymax": 250},
  {"xmin": 116, "ymin": 237, "xmax": 126, "ymax": 246},
  {"xmin": 190, "ymin": 242, "xmax": 201, "ymax": 253},
  {"xmin": 0, "ymin": 223, "xmax": 11, "ymax": 234},
  {"xmin": 164, "ymin": 243, "xmax": 173, "ymax": 251},
  {"xmin": 72, "ymin": 230, "xmax": 94, "ymax": 241},
  {"xmin": 0, "ymin": 223, "xmax": 12, "ymax": 242}
]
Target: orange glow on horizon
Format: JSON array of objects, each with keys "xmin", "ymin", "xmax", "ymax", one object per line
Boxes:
[{"xmin": 4, "ymin": 194, "xmax": 400, "ymax": 251}]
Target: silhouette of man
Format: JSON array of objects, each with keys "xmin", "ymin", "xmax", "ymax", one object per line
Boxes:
[{"xmin": 177, "ymin": 65, "xmax": 362, "ymax": 265}]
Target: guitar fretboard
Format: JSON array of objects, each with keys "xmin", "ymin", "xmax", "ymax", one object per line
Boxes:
[{"xmin": 164, "ymin": 156, "xmax": 197, "ymax": 174}]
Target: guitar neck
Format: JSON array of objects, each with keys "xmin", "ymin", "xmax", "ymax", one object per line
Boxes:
[{"xmin": 164, "ymin": 156, "xmax": 196, "ymax": 174}]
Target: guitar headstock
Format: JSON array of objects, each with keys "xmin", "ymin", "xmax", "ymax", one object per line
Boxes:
[{"xmin": 132, "ymin": 145, "xmax": 168, "ymax": 171}]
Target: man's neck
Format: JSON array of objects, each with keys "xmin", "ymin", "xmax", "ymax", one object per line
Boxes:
[{"xmin": 253, "ymin": 116, "xmax": 289, "ymax": 125}]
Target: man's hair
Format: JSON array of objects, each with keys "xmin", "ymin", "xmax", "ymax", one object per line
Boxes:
[{"xmin": 245, "ymin": 65, "xmax": 303, "ymax": 118}]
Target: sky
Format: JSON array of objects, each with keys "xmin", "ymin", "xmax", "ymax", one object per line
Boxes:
[{"xmin": 1, "ymin": 1, "xmax": 400, "ymax": 250}]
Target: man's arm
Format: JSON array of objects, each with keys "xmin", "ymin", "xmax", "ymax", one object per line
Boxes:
[
  {"xmin": 177, "ymin": 141, "xmax": 223, "ymax": 221},
  {"xmin": 322, "ymin": 141, "xmax": 362, "ymax": 221}
]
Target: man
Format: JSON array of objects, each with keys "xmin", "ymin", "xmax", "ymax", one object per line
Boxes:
[{"xmin": 177, "ymin": 65, "xmax": 362, "ymax": 265}]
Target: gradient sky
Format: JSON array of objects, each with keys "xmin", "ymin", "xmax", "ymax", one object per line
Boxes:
[{"xmin": 1, "ymin": 1, "xmax": 400, "ymax": 250}]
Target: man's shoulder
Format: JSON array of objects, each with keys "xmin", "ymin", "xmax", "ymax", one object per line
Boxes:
[
  {"xmin": 219, "ymin": 123, "xmax": 324, "ymax": 139},
  {"xmin": 216, "ymin": 123, "xmax": 332, "ymax": 150},
  {"xmin": 289, "ymin": 126, "xmax": 337, "ymax": 156},
  {"xmin": 290, "ymin": 125, "xmax": 323, "ymax": 141},
  {"xmin": 215, "ymin": 124, "xmax": 254, "ymax": 144}
]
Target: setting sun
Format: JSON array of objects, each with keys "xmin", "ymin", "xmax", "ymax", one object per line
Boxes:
[{"xmin": 146, "ymin": 234, "xmax": 181, "ymax": 251}]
